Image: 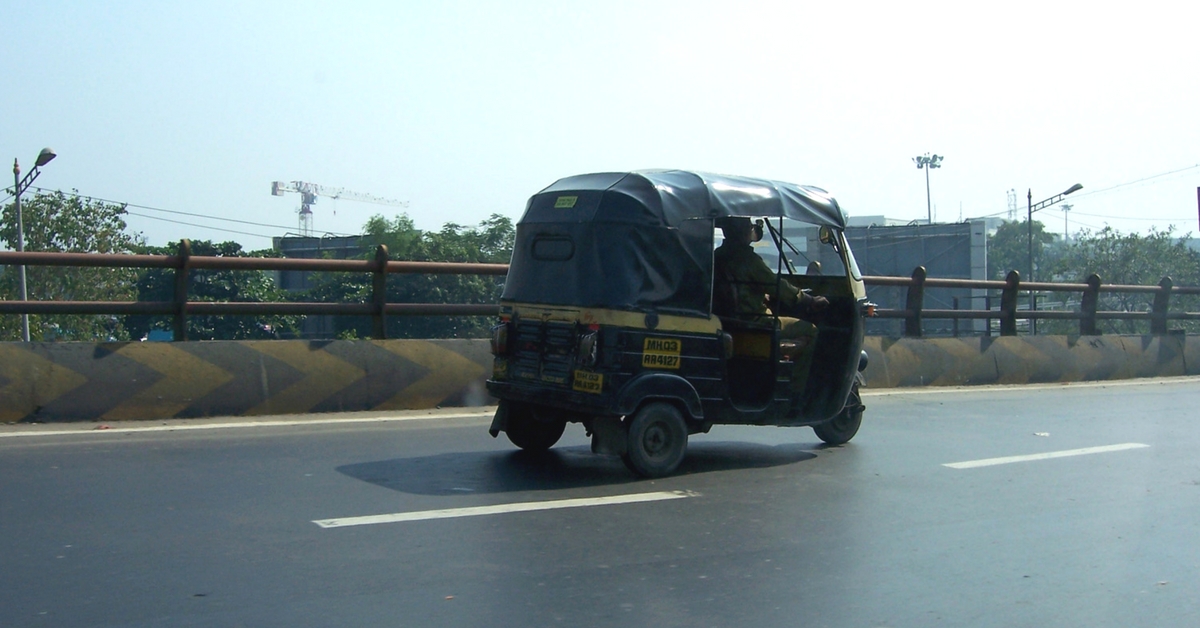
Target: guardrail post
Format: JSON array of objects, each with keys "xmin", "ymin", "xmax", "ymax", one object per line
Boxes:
[
  {"xmin": 1000, "ymin": 270, "xmax": 1019, "ymax": 336},
  {"xmin": 173, "ymin": 239, "xmax": 191, "ymax": 341},
  {"xmin": 371, "ymin": 245, "xmax": 390, "ymax": 339},
  {"xmin": 903, "ymin": 266, "xmax": 927, "ymax": 337},
  {"xmin": 952, "ymin": 297, "xmax": 960, "ymax": 337},
  {"xmin": 984, "ymin": 294, "xmax": 993, "ymax": 337},
  {"xmin": 1080, "ymin": 273, "xmax": 1101, "ymax": 335},
  {"xmin": 1151, "ymin": 276, "xmax": 1173, "ymax": 335}
]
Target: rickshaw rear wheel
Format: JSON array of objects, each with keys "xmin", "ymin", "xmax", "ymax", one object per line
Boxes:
[
  {"xmin": 504, "ymin": 402, "xmax": 567, "ymax": 451},
  {"xmin": 622, "ymin": 402, "xmax": 688, "ymax": 478},
  {"xmin": 814, "ymin": 377, "xmax": 863, "ymax": 445}
]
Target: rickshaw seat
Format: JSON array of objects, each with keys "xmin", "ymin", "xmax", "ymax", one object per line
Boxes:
[{"xmin": 720, "ymin": 317, "xmax": 775, "ymax": 360}]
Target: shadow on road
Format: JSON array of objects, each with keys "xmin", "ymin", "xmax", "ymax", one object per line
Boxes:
[{"xmin": 336, "ymin": 441, "xmax": 820, "ymax": 495}]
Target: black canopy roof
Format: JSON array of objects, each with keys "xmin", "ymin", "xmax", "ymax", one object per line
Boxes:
[
  {"xmin": 502, "ymin": 171, "xmax": 846, "ymax": 317},
  {"xmin": 532, "ymin": 170, "xmax": 846, "ymax": 229}
]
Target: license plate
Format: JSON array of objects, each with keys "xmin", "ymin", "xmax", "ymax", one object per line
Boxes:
[
  {"xmin": 572, "ymin": 370, "xmax": 603, "ymax": 394},
  {"xmin": 641, "ymin": 337, "xmax": 681, "ymax": 370}
]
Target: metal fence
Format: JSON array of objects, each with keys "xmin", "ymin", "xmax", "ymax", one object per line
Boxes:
[
  {"xmin": 867, "ymin": 267, "xmax": 1200, "ymax": 337},
  {"xmin": 2, "ymin": 243, "xmax": 1198, "ymax": 340}
]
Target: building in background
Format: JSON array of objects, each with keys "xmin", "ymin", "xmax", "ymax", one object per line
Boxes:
[
  {"xmin": 273, "ymin": 235, "xmax": 370, "ymax": 338},
  {"xmin": 758, "ymin": 217, "xmax": 991, "ymax": 337}
]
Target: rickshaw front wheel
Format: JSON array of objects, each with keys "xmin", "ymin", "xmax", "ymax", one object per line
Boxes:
[
  {"xmin": 623, "ymin": 402, "xmax": 688, "ymax": 478},
  {"xmin": 505, "ymin": 402, "xmax": 567, "ymax": 451},
  {"xmin": 814, "ymin": 377, "xmax": 864, "ymax": 445}
]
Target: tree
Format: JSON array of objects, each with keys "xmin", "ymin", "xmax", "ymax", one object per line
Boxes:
[
  {"xmin": 0, "ymin": 190, "xmax": 140, "ymax": 341},
  {"xmin": 986, "ymin": 219, "xmax": 1057, "ymax": 281},
  {"xmin": 307, "ymin": 213, "xmax": 515, "ymax": 339},
  {"xmin": 124, "ymin": 240, "xmax": 301, "ymax": 340},
  {"xmin": 1045, "ymin": 226, "xmax": 1200, "ymax": 334}
]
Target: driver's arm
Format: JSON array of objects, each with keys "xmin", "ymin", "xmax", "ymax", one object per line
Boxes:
[{"xmin": 751, "ymin": 257, "xmax": 828, "ymax": 318}]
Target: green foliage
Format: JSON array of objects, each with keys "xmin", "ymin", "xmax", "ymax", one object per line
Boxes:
[
  {"xmin": 0, "ymin": 190, "xmax": 140, "ymax": 341},
  {"xmin": 124, "ymin": 240, "xmax": 301, "ymax": 341},
  {"xmin": 986, "ymin": 219, "xmax": 1056, "ymax": 281},
  {"xmin": 306, "ymin": 213, "xmax": 515, "ymax": 339},
  {"xmin": 1043, "ymin": 227, "xmax": 1200, "ymax": 335}
]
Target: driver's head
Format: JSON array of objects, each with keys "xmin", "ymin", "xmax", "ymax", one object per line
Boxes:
[{"xmin": 720, "ymin": 217, "xmax": 761, "ymax": 244}]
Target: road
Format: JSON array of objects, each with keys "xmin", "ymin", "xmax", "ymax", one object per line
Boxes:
[{"xmin": 1, "ymin": 378, "xmax": 1198, "ymax": 627}]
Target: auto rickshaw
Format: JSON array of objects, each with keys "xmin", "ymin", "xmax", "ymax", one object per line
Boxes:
[{"xmin": 486, "ymin": 170, "xmax": 870, "ymax": 477}]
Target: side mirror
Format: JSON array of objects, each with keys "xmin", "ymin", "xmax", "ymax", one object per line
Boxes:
[{"xmin": 818, "ymin": 226, "xmax": 834, "ymax": 245}]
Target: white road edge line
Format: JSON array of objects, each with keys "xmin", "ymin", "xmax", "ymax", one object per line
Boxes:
[
  {"xmin": 0, "ymin": 412, "xmax": 496, "ymax": 439},
  {"xmin": 862, "ymin": 376, "xmax": 1200, "ymax": 397},
  {"xmin": 313, "ymin": 490, "xmax": 701, "ymax": 529},
  {"xmin": 6, "ymin": 377, "xmax": 1198, "ymax": 440},
  {"xmin": 943, "ymin": 443, "xmax": 1150, "ymax": 469}
]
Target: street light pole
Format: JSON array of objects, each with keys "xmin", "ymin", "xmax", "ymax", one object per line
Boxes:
[
  {"xmin": 10, "ymin": 147, "xmax": 57, "ymax": 342},
  {"xmin": 1026, "ymin": 188, "xmax": 1033, "ymax": 285},
  {"xmin": 913, "ymin": 153, "xmax": 943, "ymax": 224},
  {"xmin": 1026, "ymin": 182, "xmax": 1083, "ymax": 334}
]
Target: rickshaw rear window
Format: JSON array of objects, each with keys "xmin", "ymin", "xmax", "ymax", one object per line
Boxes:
[{"xmin": 532, "ymin": 236, "xmax": 575, "ymax": 261}]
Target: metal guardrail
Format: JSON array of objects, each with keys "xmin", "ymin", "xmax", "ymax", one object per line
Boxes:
[
  {"xmin": 0, "ymin": 242, "xmax": 505, "ymax": 340},
  {"xmin": 2, "ymin": 242, "xmax": 1198, "ymax": 339},
  {"xmin": 865, "ymin": 266, "xmax": 1200, "ymax": 337}
]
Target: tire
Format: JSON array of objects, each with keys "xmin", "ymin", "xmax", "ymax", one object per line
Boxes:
[
  {"xmin": 504, "ymin": 402, "xmax": 567, "ymax": 451},
  {"xmin": 813, "ymin": 376, "xmax": 863, "ymax": 445},
  {"xmin": 622, "ymin": 402, "xmax": 688, "ymax": 478}
]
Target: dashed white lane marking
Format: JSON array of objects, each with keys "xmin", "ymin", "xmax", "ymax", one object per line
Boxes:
[
  {"xmin": 313, "ymin": 490, "xmax": 700, "ymax": 529},
  {"xmin": 943, "ymin": 443, "xmax": 1150, "ymax": 469}
]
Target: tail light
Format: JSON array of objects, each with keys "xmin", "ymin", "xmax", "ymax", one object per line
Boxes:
[
  {"xmin": 490, "ymin": 321, "xmax": 510, "ymax": 356},
  {"xmin": 577, "ymin": 325, "xmax": 600, "ymax": 367}
]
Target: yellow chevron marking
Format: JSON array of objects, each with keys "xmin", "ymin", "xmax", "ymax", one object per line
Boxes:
[
  {"xmin": 1058, "ymin": 337, "xmax": 1110, "ymax": 381},
  {"xmin": 877, "ymin": 341, "xmax": 921, "ymax": 387},
  {"xmin": 101, "ymin": 344, "xmax": 234, "ymax": 421},
  {"xmin": 990, "ymin": 337, "xmax": 1053, "ymax": 384},
  {"xmin": 373, "ymin": 341, "xmax": 486, "ymax": 410},
  {"xmin": 244, "ymin": 342, "xmax": 366, "ymax": 415},
  {"xmin": 928, "ymin": 338, "xmax": 993, "ymax": 386},
  {"xmin": 0, "ymin": 345, "xmax": 88, "ymax": 422}
]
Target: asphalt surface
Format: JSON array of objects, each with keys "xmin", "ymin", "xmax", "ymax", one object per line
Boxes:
[{"xmin": 1, "ymin": 378, "xmax": 1198, "ymax": 627}]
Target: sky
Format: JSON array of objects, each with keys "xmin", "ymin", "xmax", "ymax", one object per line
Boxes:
[{"xmin": 5, "ymin": 1, "xmax": 1199, "ymax": 252}]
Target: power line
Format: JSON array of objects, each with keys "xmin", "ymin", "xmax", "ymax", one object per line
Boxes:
[
  {"xmin": 1071, "ymin": 164, "xmax": 1199, "ymax": 199},
  {"xmin": 965, "ymin": 163, "xmax": 1200, "ymax": 225},
  {"xmin": 1065, "ymin": 216, "xmax": 1106, "ymax": 233},
  {"xmin": 123, "ymin": 211, "xmax": 277, "ymax": 240},
  {"xmin": 28, "ymin": 185, "xmax": 359, "ymax": 237},
  {"xmin": 1069, "ymin": 210, "xmax": 1194, "ymax": 222},
  {"xmin": 967, "ymin": 208, "xmax": 1014, "ymax": 220}
]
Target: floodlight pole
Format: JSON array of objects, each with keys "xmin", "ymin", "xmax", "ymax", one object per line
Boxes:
[
  {"xmin": 1026, "ymin": 183, "xmax": 1083, "ymax": 334},
  {"xmin": 913, "ymin": 153, "xmax": 943, "ymax": 224}
]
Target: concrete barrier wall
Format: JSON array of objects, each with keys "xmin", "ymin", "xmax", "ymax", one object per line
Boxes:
[
  {"xmin": 1, "ymin": 335, "xmax": 1196, "ymax": 423},
  {"xmin": 861, "ymin": 334, "xmax": 1200, "ymax": 387},
  {"xmin": 0, "ymin": 339, "xmax": 494, "ymax": 423}
]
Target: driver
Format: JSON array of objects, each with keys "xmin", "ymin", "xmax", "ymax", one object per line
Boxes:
[
  {"xmin": 713, "ymin": 217, "xmax": 828, "ymax": 389},
  {"xmin": 714, "ymin": 217, "xmax": 828, "ymax": 322}
]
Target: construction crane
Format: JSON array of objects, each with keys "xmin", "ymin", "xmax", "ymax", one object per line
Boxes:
[{"xmin": 271, "ymin": 180, "xmax": 409, "ymax": 236}]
